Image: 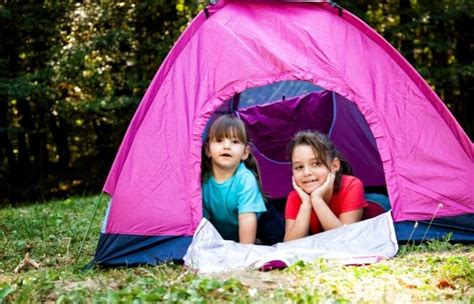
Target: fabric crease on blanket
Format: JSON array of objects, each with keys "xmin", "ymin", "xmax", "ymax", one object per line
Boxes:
[{"xmin": 183, "ymin": 212, "xmax": 398, "ymax": 273}]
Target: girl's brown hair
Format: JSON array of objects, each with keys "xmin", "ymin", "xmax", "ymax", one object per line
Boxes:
[
  {"xmin": 287, "ymin": 130, "xmax": 352, "ymax": 192},
  {"xmin": 201, "ymin": 115, "xmax": 265, "ymax": 195}
]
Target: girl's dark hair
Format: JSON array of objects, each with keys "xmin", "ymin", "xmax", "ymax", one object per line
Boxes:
[
  {"xmin": 287, "ymin": 130, "xmax": 352, "ymax": 192},
  {"xmin": 201, "ymin": 115, "xmax": 265, "ymax": 195}
]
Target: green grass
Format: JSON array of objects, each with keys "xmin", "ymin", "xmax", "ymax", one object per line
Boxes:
[{"xmin": 1, "ymin": 195, "xmax": 473, "ymax": 303}]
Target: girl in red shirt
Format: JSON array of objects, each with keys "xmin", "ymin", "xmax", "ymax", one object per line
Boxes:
[{"xmin": 284, "ymin": 131, "xmax": 368, "ymax": 241}]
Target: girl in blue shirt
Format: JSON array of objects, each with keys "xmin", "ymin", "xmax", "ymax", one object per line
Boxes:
[{"xmin": 201, "ymin": 114, "xmax": 283, "ymax": 244}]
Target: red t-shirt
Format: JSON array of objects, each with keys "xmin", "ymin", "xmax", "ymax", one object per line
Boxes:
[{"xmin": 285, "ymin": 175, "xmax": 368, "ymax": 234}]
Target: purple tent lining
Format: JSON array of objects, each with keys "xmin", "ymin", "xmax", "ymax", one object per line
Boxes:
[{"xmin": 238, "ymin": 90, "xmax": 385, "ymax": 199}]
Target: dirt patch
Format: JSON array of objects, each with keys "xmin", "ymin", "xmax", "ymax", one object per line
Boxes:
[
  {"xmin": 44, "ymin": 278, "xmax": 122, "ymax": 303},
  {"xmin": 205, "ymin": 269, "xmax": 296, "ymax": 290}
]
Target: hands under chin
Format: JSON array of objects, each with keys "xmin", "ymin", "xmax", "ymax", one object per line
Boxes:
[
  {"xmin": 310, "ymin": 173, "xmax": 336, "ymax": 203},
  {"xmin": 292, "ymin": 173, "xmax": 336, "ymax": 205},
  {"xmin": 292, "ymin": 176, "xmax": 310, "ymax": 205}
]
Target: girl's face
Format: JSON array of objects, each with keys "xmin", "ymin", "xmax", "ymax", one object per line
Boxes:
[
  {"xmin": 292, "ymin": 144, "xmax": 339, "ymax": 194},
  {"xmin": 206, "ymin": 136, "xmax": 249, "ymax": 172}
]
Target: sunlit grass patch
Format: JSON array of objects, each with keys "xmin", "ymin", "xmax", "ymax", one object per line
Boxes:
[
  {"xmin": 1, "ymin": 196, "xmax": 103, "ymax": 273},
  {"xmin": 1, "ymin": 195, "xmax": 473, "ymax": 303}
]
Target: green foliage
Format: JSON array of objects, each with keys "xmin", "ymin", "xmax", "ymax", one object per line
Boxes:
[
  {"xmin": 0, "ymin": 1, "xmax": 202, "ymax": 204},
  {"xmin": 0, "ymin": 284, "xmax": 15, "ymax": 302},
  {"xmin": 398, "ymin": 233, "xmax": 466, "ymax": 257},
  {"xmin": 439, "ymin": 256, "xmax": 474, "ymax": 285}
]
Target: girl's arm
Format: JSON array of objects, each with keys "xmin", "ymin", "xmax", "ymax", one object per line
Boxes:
[
  {"xmin": 311, "ymin": 173, "xmax": 364, "ymax": 231},
  {"xmin": 283, "ymin": 203, "xmax": 312, "ymax": 241},
  {"xmin": 284, "ymin": 178, "xmax": 313, "ymax": 241},
  {"xmin": 238, "ymin": 212, "xmax": 257, "ymax": 244},
  {"xmin": 311, "ymin": 198, "xmax": 363, "ymax": 231}
]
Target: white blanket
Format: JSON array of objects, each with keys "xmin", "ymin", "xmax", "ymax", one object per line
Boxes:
[{"xmin": 184, "ymin": 212, "xmax": 398, "ymax": 273}]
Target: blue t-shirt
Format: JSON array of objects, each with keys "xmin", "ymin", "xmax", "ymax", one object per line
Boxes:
[{"xmin": 202, "ymin": 162, "xmax": 266, "ymax": 242}]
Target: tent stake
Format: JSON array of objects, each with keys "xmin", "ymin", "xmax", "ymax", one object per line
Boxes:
[{"xmin": 73, "ymin": 192, "xmax": 104, "ymax": 272}]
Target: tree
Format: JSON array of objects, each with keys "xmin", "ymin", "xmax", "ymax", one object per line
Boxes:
[{"xmin": 0, "ymin": 1, "xmax": 201, "ymax": 204}]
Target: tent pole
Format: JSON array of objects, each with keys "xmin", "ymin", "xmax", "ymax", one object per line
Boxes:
[
  {"xmin": 231, "ymin": 93, "xmax": 241, "ymax": 111},
  {"xmin": 73, "ymin": 192, "xmax": 105, "ymax": 272}
]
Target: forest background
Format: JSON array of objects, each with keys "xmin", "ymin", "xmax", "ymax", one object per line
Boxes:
[{"xmin": 1, "ymin": 0, "xmax": 472, "ymax": 205}]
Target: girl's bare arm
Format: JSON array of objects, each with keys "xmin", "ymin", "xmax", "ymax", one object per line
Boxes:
[
  {"xmin": 238, "ymin": 212, "xmax": 257, "ymax": 244},
  {"xmin": 312, "ymin": 198, "xmax": 363, "ymax": 231},
  {"xmin": 283, "ymin": 202, "xmax": 312, "ymax": 241},
  {"xmin": 284, "ymin": 178, "xmax": 313, "ymax": 241}
]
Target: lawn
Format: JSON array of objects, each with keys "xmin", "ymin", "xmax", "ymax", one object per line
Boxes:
[{"xmin": 1, "ymin": 195, "xmax": 473, "ymax": 303}]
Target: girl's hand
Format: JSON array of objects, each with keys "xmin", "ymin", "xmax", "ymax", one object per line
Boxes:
[
  {"xmin": 310, "ymin": 172, "xmax": 335, "ymax": 203},
  {"xmin": 292, "ymin": 176, "xmax": 310, "ymax": 204}
]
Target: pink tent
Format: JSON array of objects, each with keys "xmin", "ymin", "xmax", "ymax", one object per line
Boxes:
[{"xmin": 94, "ymin": 0, "xmax": 473, "ymax": 266}]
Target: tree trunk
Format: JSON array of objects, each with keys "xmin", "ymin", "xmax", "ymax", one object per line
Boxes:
[
  {"xmin": 399, "ymin": 0, "xmax": 415, "ymax": 65},
  {"xmin": 92, "ymin": 114, "xmax": 114, "ymax": 174},
  {"xmin": 0, "ymin": 99, "xmax": 17, "ymax": 179},
  {"xmin": 49, "ymin": 115, "xmax": 71, "ymax": 172},
  {"xmin": 15, "ymin": 99, "xmax": 31, "ymax": 171}
]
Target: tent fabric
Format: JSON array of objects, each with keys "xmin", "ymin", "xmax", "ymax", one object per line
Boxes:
[
  {"xmin": 329, "ymin": 94, "xmax": 386, "ymax": 186},
  {"xmin": 238, "ymin": 90, "xmax": 386, "ymax": 199},
  {"xmin": 395, "ymin": 214, "xmax": 474, "ymax": 242},
  {"xmin": 238, "ymin": 91, "xmax": 334, "ymax": 162},
  {"xmin": 94, "ymin": 234, "xmax": 192, "ymax": 266},
  {"xmin": 184, "ymin": 212, "xmax": 398, "ymax": 273},
  {"xmin": 238, "ymin": 90, "xmax": 334, "ymax": 199},
  {"xmin": 97, "ymin": 0, "xmax": 473, "ymax": 259},
  {"xmin": 238, "ymin": 80, "xmax": 323, "ymax": 109}
]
